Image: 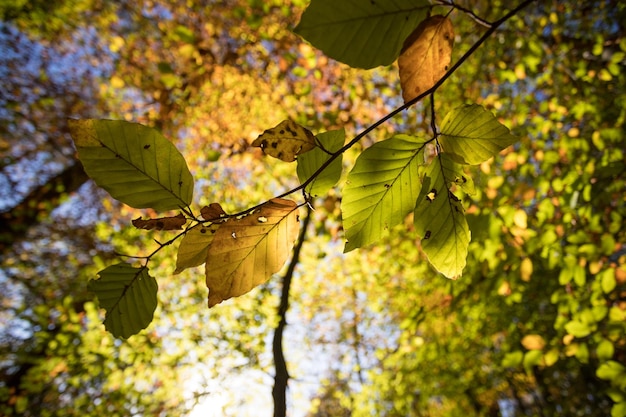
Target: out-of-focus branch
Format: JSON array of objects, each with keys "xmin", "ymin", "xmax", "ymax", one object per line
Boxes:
[{"xmin": 272, "ymin": 204, "xmax": 312, "ymax": 417}]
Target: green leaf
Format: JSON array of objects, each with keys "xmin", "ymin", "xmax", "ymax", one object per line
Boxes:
[
  {"xmin": 523, "ymin": 350, "xmax": 543, "ymax": 373},
  {"xmin": 601, "ymin": 268, "xmax": 617, "ymax": 293},
  {"xmin": 174, "ymin": 25, "xmax": 195, "ymax": 43},
  {"xmin": 88, "ymin": 263, "xmax": 158, "ymax": 338},
  {"xmin": 440, "ymin": 154, "xmax": 476, "ymax": 195},
  {"xmin": 564, "ymin": 320, "xmax": 591, "ymax": 338},
  {"xmin": 414, "ymin": 153, "xmax": 470, "ymax": 278},
  {"xmin": 342, "ymin": 135, "xmax": 428, "ymax": 252},
  {"xmin": 502, "ymin": 350, "xmax": 523, "ymax": 367},
  {"xmin": 174, "ymin": 223, "xmax": 220, "ymax": 274},
  {"xmin": 611, "ymin": 402, "xmax": 626, "ymax": 417},
  {"xmin": 297, "ymin": 129, "xmax": 345, "ymax": 196},
  {"xmin": 597, "ymin": 361, "xmax": 626, "ymax": 381},
  {"xmin": 544, "ymin": 349, "xmax": 560, "ymax": 367},
  {"xmin": 68, "ymin": 119, "xmax": 194, "ymax": 211},
  {"xmin": 439, "ymin": 104, "xmax": 517, "ymax": 165},
  {"xmin": 607, "ymin": 389, "xmax": 625, "ymax": 403},
  {"xmin": 597, "ymin": 339, "xmax": 615, "ymax": 361},
  {"xmin": 294, "ymin": 0, "xmax": 431, "ymax": 69}
]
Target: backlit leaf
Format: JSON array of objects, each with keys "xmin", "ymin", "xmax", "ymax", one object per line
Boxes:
[
  {"xmin": 174, "ymin": 223, "xmax": 221, "ymax": 274},
  {"xmin": 205, "ymin": 198, "xmax": 300, "ymax": 307},
  {"xmin": 565, "ymin": 320, "xmax": 592, "ymax": 338},
  {"xmin": 523, "ymin": 350, "xmax": 543, "ymax": 373},
  {"xmin": 440, "ymin": 155, "xmax": 476, "ymax": 195},
  {"xmin": 521, "ymin": 334, "xmax": 546, "ymax": 350},
  {"xmin": 502, "ymin": 350, "xmax": 524, "ymax": 368},
  {"xmin": 414, "ymin": 153, "xmax": 470, "ymax": 278},
  {"xmin": 251, "ymin": 120, "xmax": 316, "ymax": 162},
  {"xmin": 597, "ymin": 361, "xmax": 626, "ymax": 381},
  {"xmin": 342, "ymin": 135, "xmax": 428, "ymax": 252},
  {"xmin": 297, "ymin": 129, "xmax": 345, "ymax": 196},
  {"xmin": 597, "ymin": 339, "xmax": 615, "ymax": 361},
  {"xmin": 439, "ymin": 104, "xmax": 518, "ymax": 165},
  {"xmin": 88, "ymin": 263, "xmax": 158, "ymax": 339},
  {"xmin": 68, "ymin": 119, "xmax": 194, "ymax": 211},
  {"xmin": 398, "ymin": 15, "xmax": 455, "ymax": 103},
  {"xmin": 294, "ymin": 0, "xmax": 431, "ymax": 69}
]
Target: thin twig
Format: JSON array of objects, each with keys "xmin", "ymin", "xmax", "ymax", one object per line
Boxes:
[{"xmin": 436, "ymin": 0, "xmax": 495, "ymax": 27}]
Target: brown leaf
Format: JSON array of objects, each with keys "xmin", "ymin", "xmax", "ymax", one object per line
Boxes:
[
  {"xmin": 205, "ymin": 198, "xmax": 300, "ymax": 307},
  {"xmin": 398, "ymin": 15, "xmax": 454, "ymax": 103},
  {"xmin": 251, "ymin": 120, "xmax": 316, "ymax": 162},
  {"xmin": 201, "ymin": 203, "xmax": 227, "ymax": 221},
  {"xmin": 132, "ymin": 213, "xmax": 186, "ymax": 230}
]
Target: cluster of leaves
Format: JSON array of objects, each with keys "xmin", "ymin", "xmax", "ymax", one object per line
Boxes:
[
  {"xmin": 3, "ymin": 0, "xmax": 625, "ymax": 416},
  {"xmin": 70, "ymin": 0, "xmax": 518, "ymax": 340},
  {"xmin": 316, "ymin": 3, "xmax": 626, "ymax": 417}
]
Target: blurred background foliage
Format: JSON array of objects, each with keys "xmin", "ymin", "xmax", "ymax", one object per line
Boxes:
[{"xmin": 0, "ymin": 0, "xmax": 624, "ymax": 416}]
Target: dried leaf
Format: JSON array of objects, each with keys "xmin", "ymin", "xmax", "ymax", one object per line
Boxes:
[
  {"xmin": 201, "ymin": 203, "xmax": 226, "ymax": 220},
  {"xmin": 132, "ymin": 213, "xmax": 186, "ymax": 231},
  {"xmin": 251, "ymin": 120, "xmax": 316, "ymax": 162},
  {"xmin": 398, "ymin": 15, "xmax": 454, "ymax": 103},
  {"xmin": 205, "ymin": 198, "xmax": 300, "ymax": 307}
]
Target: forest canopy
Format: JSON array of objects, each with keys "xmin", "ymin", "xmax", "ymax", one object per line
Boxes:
[{"xmin": 1, "ymin": 1, "xmax": 625, "ymax": 417}]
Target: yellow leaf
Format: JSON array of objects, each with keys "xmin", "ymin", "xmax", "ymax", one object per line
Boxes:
[
  {"xmin": 521, "ymin": 334, "xmax": 546, "ymax": 350},
  {"xmin": 513, "ymin": 209, "xmax": 527, "ymax": 229},
  {"xmin": 398, "ymin": 15, "xmax": 454, "ymax": 103},
  {"xmin": 109, "ymin": 36, "xmax": 125, "ymax": 53},
  {"xmin": 251, "ymin": 120, "xmax": 316, "ymax": 162},
  {"xmin": 174, "ymin": 223, "xmax": 220, "ymax": 274},
  {"xmin": 111, "ymin": 75, "xmax": 125, "ymax": 89},
  {"xmin": 205, "ymin": 198, "xmax": 300, "ymax": 307},
  {"xmin": 520, "ymin": 257, "xmax": 533, "ymax": 282}
]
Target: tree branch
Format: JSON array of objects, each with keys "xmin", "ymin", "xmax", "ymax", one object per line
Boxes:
[
  {"xmin": 272, "ymin": 204, "xmax": 312, "ymax": 417},
  {"xmin": 274, "ymin": 0, "xmax": 537, "ymax": 202}
]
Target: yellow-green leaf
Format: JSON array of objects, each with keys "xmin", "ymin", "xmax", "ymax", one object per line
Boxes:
[
  {"xmin": 398, "ymin": 15, "xmax": 454, "ymax": 103},
  {"xmin": 68, "ymin": 119, "xmax": 194, "ymax": 211},
  {"xmin": 342, "ymin": 135, "xmax": 428, "ymax": 252},
  {"xmin": 297, "ymin": 129, "xmax": 345, "ymax": 196},
  {"xmin": 414, "ymin": 153, "xmax": 470, "ymax": 278},
  {"xmin": 174, "ymin": 223, "xmax": 220, "ymax": 274},
  {"xmin": 439, "ymin": 104, "xmax": 517, "ymax": 165},
  {"xmin": 502, "ymin": 350, "xmax": 523, "ymax": 368},
  {"xmin": 205, "ymin": 198, "xmax": 300, "ymax": 307},
  {"xmin": 252, "ymin": 120, "xmax": 316, "ymax": 162}
]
